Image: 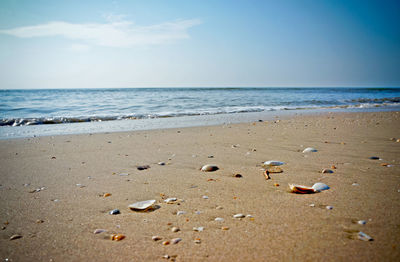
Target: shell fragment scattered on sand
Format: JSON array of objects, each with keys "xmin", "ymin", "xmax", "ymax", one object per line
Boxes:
[{"xmin": 128, "ymin": 200, "xmax": 156, "ymax": 211}]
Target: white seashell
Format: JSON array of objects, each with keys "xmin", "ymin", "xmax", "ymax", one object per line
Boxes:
[
  {"xmin": 358, "ymin": 220, "xmax": 367, "ymax": 225},
  {"xmin": 312, "ymin": 182, "xmax": 330, "ymax": 192},
  {"xmin": 263, "ymin": 161, "xmax": 285, "ymax": 166},
  {"xmin": 93, "ymin": 229, "xmax": 106, "ymax": 234},
  {"xmin": 201, "ymin": 165, "xmax": 219, "ymax": 172},
  {"xmin": 358, "ymin": 231, "xmax": 373, "ymax": 241},
  {"xmin": 302, "ymin": 147, "xmax": 318, "ymax": 153},
  {"xmin": 176, "ymin": 211, "xmax": 186, "ymax": 215},
  {"xmin": 246, "ymin": 214, "xmax": 253, "ymax": 218},
  {"xmin": 214, "ymin": 217, "xmax": 224, "ymax": 222},
  {"xmin": 233, "ymin": 214, "xmax": 245, "ymax": 218},
  {"xmin": 128, "ymin": 200, "xmax": 156, "ymax": 211},
  {"xmin": 164, "ymin": 198, "xmax": 177, "ymax": 203},
  {"xmin": 193, "ymin": 227, "xmax": 204, "ymax": 232},
  {"xmin": 352, "ymin": 183, "xmax": 359, "ymax": 186},
  {"xmin": 171, "ymin": 238, "xmax": 182, "ymax": 244},
  {"xmin": 202, "ymin": 195, "xmax": 209, "ymax": 199},
  {"xmin": 309, "ymin": 203, "xmax": 315, "ymax": 207},
  {"xmin": 171, "ymin": 227, "xmax": 180, "ymax": 232},
  {"xmin": 326, "ymin": 206, "xmax": 333, "ymax": 210}
]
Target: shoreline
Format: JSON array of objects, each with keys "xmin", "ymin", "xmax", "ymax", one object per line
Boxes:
[
  {"xmin": 1, "ymin": 106, "xmax": 400, "ymax": 140},
  {"xmin": 1, "ymin": 111, "xmax": 399, "ymax": 261}
]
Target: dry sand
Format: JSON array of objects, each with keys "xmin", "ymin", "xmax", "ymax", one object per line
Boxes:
[{"xmin": 0, "ymin": 111, "xmax": 399, "ymax": 261}]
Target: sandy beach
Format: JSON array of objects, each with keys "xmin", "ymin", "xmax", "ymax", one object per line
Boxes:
[{"xmin": 0, "ymin": 111, "xmax": 399, "ymax": 261}]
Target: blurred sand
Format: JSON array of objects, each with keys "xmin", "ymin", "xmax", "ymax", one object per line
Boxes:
[{"xmin": 0, "ymin": 111, "xmax": 399, "ymax": 261}]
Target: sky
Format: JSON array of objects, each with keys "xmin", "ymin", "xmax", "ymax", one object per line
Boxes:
[{"xmin": 0, "ymin": 0, "xmax": 399, "ymax": 89}]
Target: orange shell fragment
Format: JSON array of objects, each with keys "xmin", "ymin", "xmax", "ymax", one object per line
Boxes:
[{"xmin": 111, "ymin": 234, "xmax": 125, "ymax": 241}]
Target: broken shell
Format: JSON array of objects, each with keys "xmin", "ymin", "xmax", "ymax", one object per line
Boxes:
[
  {"xmin": 110, "ymin": 234, "xmax": 125, "ymax": 241},
  {"xmin": 128, "ymin": 200, "xmax": 156, "ymax": 211},
  {"xmin": 162, "ymin": 240, "xmax": 170, "ymax": 245},
  {"xmin": 274, "ymin": 183, "xmax": 280, "ymax": 187},
  {"xmin": 164, "ymin": 198, "xmax": 177, "ymax": 203},
  {"xmin": 263, "ymin": 161, "xmax": 285, "ymax": 166},
  {"xmin": 331, "ymin": 165, "xmax": 337, "ymax": 169},
  {"xmin": 94, "ymin": 229, "xmax": 106, "ymax": 234},
  {"xmin": 103, "ymin": 193, "xmax": 112, "ymax": 197},
  {"xmin": 171, "ymin": 238, "xmax": 182, "ymax": 244},
  {"xmin": 358, "ymin": 231, "xmax": 373, "ymax": 241},
  {"xmin": 303, "ymin": 147, "xmax": 318, "ymax": 153},
  {"xmin": 171, "ymin": 227, "xmax": 180, "ymax": 232},
  {"xmin": 312, "ymin": 183, "xmax": 330, "ymax": 192},
  {"xmin": 289, "ymin": 184, "xmax": 315, "ymax": 194},
  {"xmin": 358, "ymin": 220, "xmax": 367, "ymax": 225},
  {"xmin": 202, "ymin": 195, "xmax": 209, "ymax": 199},
  {"xmin": 194, "ymin": 238, "xmax": 201, "ymax": 244},
  {"xmin": 221, "ymin": 226, "xmax": 229, "ymax": 230},
  {"xmin": 158, "ymin": 162, "xmax": 166, "ymax": 166},
  {"xmin": 214, "ymin": 217, "xmax": 224, "ymax": 222},
  {"xmin": 233, "ymin": 214, "xmax": 245, "ymax": 218},
  {"xmin": 216, "ymin": 206, "xmax": 223, "ymax": 210},
  {"xmin": 267, "ymin": 166, "xmax": 283, "ymax": 173},
  {"xmin": 10, "ymin": 234, "xmax": 22, "ymax": 240},
  {"xmin": 176, "ymin": 211, "xmax": 186, "ymax": 215},
  {"xmin": 201, "ymin": 165, "xmax": 219, "ymax": 172},
  {"xmin": 193, "ymin": 227, "xmax": 204, "ymax": 232},
  {"xmin": 326, "ymin": 206, "xmax": 333, "ymax": 210},
  {"xmin": 322, "ymin": 169, "xmax": 334, "ymax": 174},
  {"xmin": 152, "ymin": 236, "xmax": 162, "ymax": 241}
]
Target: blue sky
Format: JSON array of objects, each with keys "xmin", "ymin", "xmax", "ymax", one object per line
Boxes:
[{"xmin": 0, "ymin": 0, "xmax": 399, "ymax": 89}]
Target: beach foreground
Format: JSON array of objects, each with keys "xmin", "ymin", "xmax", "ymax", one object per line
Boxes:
[{"xmin": 0, "ymin": 111, "xmax": 399, "ymax": 261}]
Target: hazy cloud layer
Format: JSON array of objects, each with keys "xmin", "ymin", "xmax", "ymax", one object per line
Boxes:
[{"xmin": 0, "ymin": 18, "xmax": 202, "ymax": 47}]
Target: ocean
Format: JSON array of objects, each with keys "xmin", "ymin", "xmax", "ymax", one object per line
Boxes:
[{"xmin": 1, "ymin": 87, "xmax": 399, "ymax": 139}]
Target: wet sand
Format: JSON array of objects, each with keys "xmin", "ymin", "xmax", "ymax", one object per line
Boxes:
[{"xmin": 0, "ymin": 111, "xmax": 399, "ymax": 261}]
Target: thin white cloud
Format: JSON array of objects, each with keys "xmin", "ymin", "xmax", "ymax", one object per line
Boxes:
[{"xmin": 0, "ymin": 18, "xmax": 202, "ymax": 47}]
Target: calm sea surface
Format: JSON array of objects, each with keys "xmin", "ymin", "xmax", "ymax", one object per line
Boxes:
[{"xmin": 1, "ymin": 87, "xmax": 399, "ymax": 138}]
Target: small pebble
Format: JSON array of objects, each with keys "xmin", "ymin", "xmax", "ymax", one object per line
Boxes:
[
  {"xmin": 369, "ymin": 156, "xmax": 379, "ymax": 160},
  {"xmin": 171, "ymin": 238, "xmax": 182, "ymax": 244},
  {"xmin": 152, "ymin": 236, "xmax": 162, "ymax": 241},
  {"xmin": 233, "ymin": 214, "xmax": 245, "ymax": 218},
  {"xmin": 215, "ymin": 217, "xmax": 224, "ymax": 222},
  {"xmin": 158, "ymin": 162, "xmax": 166, "ymax": 166},
  {"xmin": 137, "ymin": 165, "xmax": 150, "ymax": 170},
  {"xmin": 176, "ymin": 211, "xmax": 186, "ymax": 215},
  {"xmin": 233, "ymin": 174, "xmax": 243, "ymax": 178},
  {"xmin": 352, "ymin": 183, "xmax": 359, "ymax": 186},
  {"xmin": 171, "ymin": 227, "xmax": 180, "ymax": 232},
  {"xmin": 162, "ymin": 241, "xmax": 170, "ymax": 245},
  {"xmin": 36, "ymin": 219, "xmax": 44, "ymax": 224},
  {"xmin": 202, "ymin": 195, "xmax": 209, "ymax": 199},
  {"xmin": 162, "ymin": 255, "xmax": 170, "ymax": 259},
  {"xmin": 274, "ymin": 183, "xmax": 279, "ymax": 187},
  {"xmin": 195, "ymin": 211, "xmax": 202, "ymax": 215},
  {"xmin": 322, "ymin": 169, "xmax": 334, "ymax": 174},
  {"xmin": 358, "ymin": 220, "xmax": 367, "ymax": 225},
  {"xmin": 326, "ymin": 206, "xmax": 333, "ymax": 210},
  {"xmin": 109, "ymin": 209, "xmax": 120, "ymax": 215},
  {"xmin": 10, "ymin": 234, "xmax": 22, "ymax": 240}
]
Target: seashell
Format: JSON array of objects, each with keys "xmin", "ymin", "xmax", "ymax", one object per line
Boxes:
[
  {"xmin": 201, "ymin": 165, "xmax": 219, "ymax": 172},
  {"xmin": 322, "ymin": 169, "xmax": 334, "ymax": 174},
  {"xmin": 110, "ymin": 234, "xmax": 125, "ymax": 241},
  {"xmin": 119, "ymin": 173, "xmax": 129, "ymax": 176},
  {"xmin": 128, "ymin": 200, "xmax": 156, "ymax": 211},
  {"xmin": 263, "ymin": 161, "xmax": 285, "ymax": 166},
  {"xmin": 358, "ymin": 220, "xmax": 367, "ymax": 225},
  {"xmin": 152, "ymin": 236, "xmax": 162, "ymax": 241},
  {"xmin": 103, "ymin": 193, "xmax": 112, "ymax": 197},
  {"xmin": 246, "ymin": 214, "xmax": 253, "ymax": 218},
  {"xmin": 233, "ymin": 214, "xmax": 245, "ymax": 218},
  {"xmin": 331, "ymin": 165, "xmax": 337, "ymax": 169},
  {"xmin": 309, "ymin": 203, "xmax": 315, "ymax": 207},
  {"xmin": 358, "ymin": 231, "xmax": 373, "ymax": 241},
  {"xmin": 109, "ymin": 209, "xmax": 120, "ymax": 215},
  {"xmin": 289, "ymin": 184, "xmax": 316, "ymax": 194},
  {"xmin": 10, "ymin": 234, "xmax": 22, "ymax": 240},
  {"xmin": 267, "ymin": 166, "xmax": 283, "ymax": 173},
  {"xmin": 194, "ymin": 238, "xmax": 201, "ymax": 244},
  {"xmin": 162, "ymin": 240, "xmax": 170, "ymax": 245},
  {"xmin": 264, "ymin": 170, "xmax": 271, "ymax": 180},
  {"xmin": 202, "ymin": 195, "xmax": 209, "ymax": 199},
  {"xmin": 233, "ymin": 174, "xmax": 242, "ymax": 178},
  {"xmin": 162, "ymin": 255, "xmax": 170, "ymax": 259},
  {"xmin": 93, "ymin": 229, "xmax": 106, "ymax": 234},
  {"xmin": 352, "ymin": 182, "xmax": 359, "ymax": 186},
  {"xmin": 176, "ymin": 211, "xmax": 186, "ymax": 215},
  {"xmin": 221, "ymin": 226, "xmax": 229, "ymax": 230},
  {"xmin": 137, "ymin": 165, "xmax": 150, "ymax": 170},
  {"xmin": 302, "ymin": 147, "xmax": 318, "ymax": 153},
  {"xmin": 171, "ymin": 227, "xmax": 180, "ymax": 232},
  {"xmin": 164, "ymin": 198, "xmax": 177, "ymax": 203},
  {"xmin": 274, "ymin": 183, "xmax": 280, "ymax": 187},
  {"xmin": 214, "ymin": 217, "xmax": 224, "ymax": 222},
  {"xmin": 326, "ymin": 206, "xmax": 333, "ymax": 210},
  {"xmin": 312, "ymin": 183, "xmax": 330, "ymax": 192},
  {"xmin": 193, "ymin": 227, "xmax": 204, "ymax": 232},
  {"xmin": 216, "ymin": 206, "xmax": 223, "ymax": 210},
  {"xmin": 171, "ymin": 238, "xmax": 182, "ymax": 244},
  {"xmin": 158, "ymin": 162, "xmax": 165, "ymax": 166}
]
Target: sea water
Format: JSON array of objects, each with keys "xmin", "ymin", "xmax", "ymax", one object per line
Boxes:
[{"xmin": 1, "ymin": 87, "xmax": 399, "ymax": 138}]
